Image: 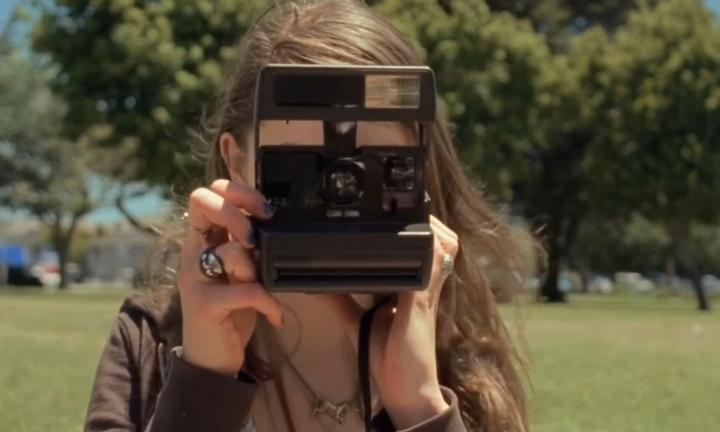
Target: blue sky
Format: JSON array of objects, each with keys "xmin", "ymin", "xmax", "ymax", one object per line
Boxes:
[
  {"xmin": 710, "ymin": 0, "xmax": 720, "ymax": 14},
  {"xmin": 2, "ymin": 0, "xmax": 720, "ymax": 223},
  {"xmin": 0, "ymin": 1, "xmax": 16, "ymax": 24}
]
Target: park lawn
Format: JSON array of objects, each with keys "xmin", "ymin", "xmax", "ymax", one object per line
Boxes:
[
  {"xmin": 511, "ymin": 295, "xmax": 720, "ymax": 432},
  {"xmin": 0, "ymin": 290, "xmax": 718, "ymax": 432},
  {"xmin": 0, "ymin": 289, "xmax": 128, "ymax": 432}
]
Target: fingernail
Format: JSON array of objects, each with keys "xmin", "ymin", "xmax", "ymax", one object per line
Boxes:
[{"xmin": 263, "ymin": 201, "xmax": 275, "ymax": 217}]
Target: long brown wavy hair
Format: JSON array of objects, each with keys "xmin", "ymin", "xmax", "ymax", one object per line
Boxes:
[{"xmin": 145, "ymin": 1, "xmax": 532, "ymax": 431}]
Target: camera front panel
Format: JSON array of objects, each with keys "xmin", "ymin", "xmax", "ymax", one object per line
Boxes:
[{"xmin": 257, "ymin": 143, "xmax": 427, "ymax": 227}]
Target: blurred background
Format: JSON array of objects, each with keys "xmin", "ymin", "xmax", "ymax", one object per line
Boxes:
[{"xmin": 0, "ymin": 0, "xmax": 719, "ymax": 431}]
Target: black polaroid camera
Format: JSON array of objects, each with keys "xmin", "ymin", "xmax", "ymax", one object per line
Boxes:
[{"xmin": 253, "ymin": 64, "xmax": 436, "ymax": 293}]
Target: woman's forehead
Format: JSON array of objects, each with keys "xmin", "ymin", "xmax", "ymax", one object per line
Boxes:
[{"xmin": 257, "ymin": 120, "xmax": 417, "ymax": 146}]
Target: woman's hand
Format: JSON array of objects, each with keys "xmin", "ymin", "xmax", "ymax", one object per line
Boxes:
[
  {"xmin": 323, "ymin": 215, "xmax": 459, "ymax": 428},
  {"xmin": 178, "ymin": 179, "xmax": 283, "ymax": 377}
]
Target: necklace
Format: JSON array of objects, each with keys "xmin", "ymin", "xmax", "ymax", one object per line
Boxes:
[{"xmin": 283, "ymin": 357, "xmax": 361, "ymax": 425}]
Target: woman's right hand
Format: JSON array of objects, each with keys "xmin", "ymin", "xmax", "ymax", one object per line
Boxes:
[{"xmin": 178, "ymin": 179, "xmax": 283, "ymax": 377}]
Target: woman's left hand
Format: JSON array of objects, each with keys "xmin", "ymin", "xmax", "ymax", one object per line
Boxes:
[{"xmin": 323, "ymin": 214, "xmax": 459, "ymax": 429}]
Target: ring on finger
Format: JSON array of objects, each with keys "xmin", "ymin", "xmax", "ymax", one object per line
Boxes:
[
  {"xmin": 199, "ymin": 245, "xmax": 227, "ymax": 280},
  {"xmin": 441, "ymin": 253, "xmax": 455, "ymax": 277}
]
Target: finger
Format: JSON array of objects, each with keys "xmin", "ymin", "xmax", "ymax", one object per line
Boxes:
[
  {"xmin": 212, "ymin": 241, "xmax": 257, "ymax": 283},
  {"xmin": 187, "ymin": 187, "xmax": 256, "ymax": 248},
  {"xmin": 202, "ymin": 282, "xmax": 283, "ymax": 327},
  {"xmin": 209, "ymin": 179, "xmax": 274, "ymax": 219},
  {"xmin": 429, "ymin": 215, "xmax": 458, "ymax": 242},
  {"xmin": 398, "ymin": 234, "xmax": 453, "ymax": 314},
  {"xmin": 430, "ymin": 220, "xmax": 459, "ymax": 257}
]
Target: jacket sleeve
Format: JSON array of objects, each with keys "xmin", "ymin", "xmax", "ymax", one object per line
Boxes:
[
  {"xmin": 146, "ymin": 350, "xmax": 258, "ymax": 432},
  {"xmin": 393, "ymin": 387, "xmax": 468, "ymax": 432},
  {"xmin": 84, "ymin": 314, "xmax": 258, "ymax": 432}
]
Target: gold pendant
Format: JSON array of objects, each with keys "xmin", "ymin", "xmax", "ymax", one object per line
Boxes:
[{"xmin": 312, "ymin": 399, "xmax": 353, "ymax": 425}]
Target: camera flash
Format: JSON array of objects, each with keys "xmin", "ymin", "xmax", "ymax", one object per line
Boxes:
[{"xmin": 365, "ymin": 75, "xmax": 420, "ymax": 109}]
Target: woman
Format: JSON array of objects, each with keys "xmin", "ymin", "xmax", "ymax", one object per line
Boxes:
[{"xmin": 84, "ymin": 1, "xmax": 530, "ymax": 431}]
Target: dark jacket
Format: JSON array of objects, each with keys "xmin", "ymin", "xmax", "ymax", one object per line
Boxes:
[{"xmin": 84, "ymin": 293, "xmax": 469, "ymax": 432}]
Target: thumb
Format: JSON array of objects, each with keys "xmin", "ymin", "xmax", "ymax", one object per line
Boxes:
[{"xmin": 318, "ymin": 294, "xmax": 364, "ymax": 349}]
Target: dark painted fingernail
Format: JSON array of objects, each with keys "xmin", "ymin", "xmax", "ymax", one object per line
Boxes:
[
  {"xmin": 247, "ymin": 228, "xmax": 257, "ymax": 247},
  {"xmin": 263, "ymin": 201, "xmax": 275, "ymax": 217}
]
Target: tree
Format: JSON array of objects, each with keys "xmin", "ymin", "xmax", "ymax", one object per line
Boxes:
[
  {"xmin": 1, "ymin": 24, "xmax": 135, "ymax": 288},
  {"xmin": 588, "ymin": 0, "xmax": 720, "ymax": 310},
  {"xmin": 484, "ymin": 0, "xmax": 659, "ymax": 49},
  {"xmin": 376, "ymin": 0, "xmax": 607, "ymax": 302},
  {"xmin": 34, "ymin": 0, "xmax": 590, "ymax": 300},
  {"xmin": 32, "ymin": 0, "xmax": 269, "ymax": 191}
]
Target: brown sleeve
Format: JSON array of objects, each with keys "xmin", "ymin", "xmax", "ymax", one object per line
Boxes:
[
  {"xmin": 84, "ymin": 315, "xmax": 142, "ymax": 431},
  {"xmin": 84, "ymin": 314, "xmax": 258, "ymax": 432},
  {"xmin": 395, "ymin": 387, "xmax": 468, "ymax": 432},
  {"xmin": 147, "ymin": 351, "xmax": 258, "ymax": 432}
]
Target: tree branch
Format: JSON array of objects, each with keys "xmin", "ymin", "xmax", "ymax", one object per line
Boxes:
[{"xmin": 115, "ymin": 192, "xmax": 162, "ymax": 236}]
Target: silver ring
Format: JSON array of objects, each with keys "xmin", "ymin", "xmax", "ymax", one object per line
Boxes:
[
  {"xmin": 441, "ymin": 253, "xmax": 455, "ymax": 277},
  {"xmin": 199, "ymin": 246, "xmax": 227, "ymax": 280}
]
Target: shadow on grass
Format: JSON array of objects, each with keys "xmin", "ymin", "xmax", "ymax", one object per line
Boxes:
[{"xmin": 520, "ymin": 293, "xmax": 713, "ymax": 313}]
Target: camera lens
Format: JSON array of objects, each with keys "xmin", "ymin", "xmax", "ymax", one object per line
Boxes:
[
  {"xmin": 383, "ymin": 156, "xmax": 415, "ymax": 190},
  {"xmin": 322, "ymin": 158, "xmax": 365, "ymax": 205}
]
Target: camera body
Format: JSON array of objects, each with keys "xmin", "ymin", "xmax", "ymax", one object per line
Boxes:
[{"xmin": 253, "ymin": 64, "xmax": 437, "ymax": 293}]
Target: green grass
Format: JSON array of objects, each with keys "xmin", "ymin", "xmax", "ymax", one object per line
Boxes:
[
  {"xmin": 0, "ymin": 289, "xmax": 718, "ymax": 432},
  {"xmin": 0, "ymin": 289, "xmax": 127, "ymax": 432},
  {"xmin": 510, "ymin": 295, "xmax": 720, "ymax": 432}
]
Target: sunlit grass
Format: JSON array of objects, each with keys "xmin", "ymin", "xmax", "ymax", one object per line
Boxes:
[
  {"xmin": 509, "ymin": 295, "xmax": 720, "ymax": 432},
  {"xmin": 0, "ymin": 289, "xmax": 717, "ymax": 432}
]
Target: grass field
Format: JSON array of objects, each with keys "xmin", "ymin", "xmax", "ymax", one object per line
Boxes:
[{"xmin": 0, "ymin": 289, "xmax": 718, "ymax": 432}]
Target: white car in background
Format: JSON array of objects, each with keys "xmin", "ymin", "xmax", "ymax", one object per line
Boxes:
[
  {"xmin": 614, "ymin": 272, "xmax": 656, "ymax": 293},
  {"xmin": 588, "ymin": 275, "xmax": 614, "ymax": 294},
  {"xmin": 30, "ymin": 263, "xmax": 61, "ymax": 288},
  {"xmin": 702, "ymin": 275, "xmax": 720, "ymax": 293}
]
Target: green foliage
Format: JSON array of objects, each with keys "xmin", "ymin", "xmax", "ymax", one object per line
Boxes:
[
  {"xmin": 572, "ymin": 213, "xmax": 673, "ymax": 273},
  {"xmin": 0, "ymin": 39, "xmax": 64, "ymax": 190},
  {"xmin": 32, "ymin": 0, "xmax": 270, "ymax": 189},
  {"xmin": 376, "ymin": 0, "xmax": 563, "ymax": 197},
  {"xmin": 485, "ymin": 0, "xmax": 655, "ymax": 47},
  {"xmin": 0, "ymin": 42, "xmax": 130, "ymax": 224},
  {"xmin": 589, "ymin": 0, "xmax": 720, "ymax": 224},
  {"xmin": 26, "ymin": 0, "xmax": 720, "ymax": 291},
  {"xmin": 1, "ymin": 30, "xmax": 137, "ymax": 287}
]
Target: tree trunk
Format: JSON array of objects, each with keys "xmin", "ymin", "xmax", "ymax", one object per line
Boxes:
[
  {"xmin": 664, "ymin": 255, "xmax": 676, "ymax": 279},
  {"xmin": 669, "ymin": 221, "xmax": 711, "ymax": 312},
  {"xmin": 538, "ymin": 210, "xmax": 583, "ymax": 303},
  {"xmin": 685, "ymin": 256, "xmax": 711, "ymax": 312},
  {"xmin": 689, "ymin": 273, "xmax": 711, "ymax": 311},
  {"xmin": 50, "ymin": 213, "xmax": 80, "ymax": 290},
  {"xmin": 540, "ymin": 237, "xmax": 567, "ymax": 302},
  {"xmin": 57, "ymin": 241, "xmax": 70, "ymax": 289}
]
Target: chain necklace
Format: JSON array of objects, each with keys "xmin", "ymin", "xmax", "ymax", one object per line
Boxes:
[
  {"xmin": 283, "ymin": 357, "xmax": 362, "ymax": 426},
  {"xmin": 268, "ymin": 301, "xmax": 364, "ymax": 428}
]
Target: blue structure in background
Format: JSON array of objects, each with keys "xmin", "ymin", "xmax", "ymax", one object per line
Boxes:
[
  {"xmin": 0, "ymin": 244, "xmax": 43, "ymax": 286},
  {"xmin": 0, "ymin": 244, "xmax": 30, "ymax": 267}
]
